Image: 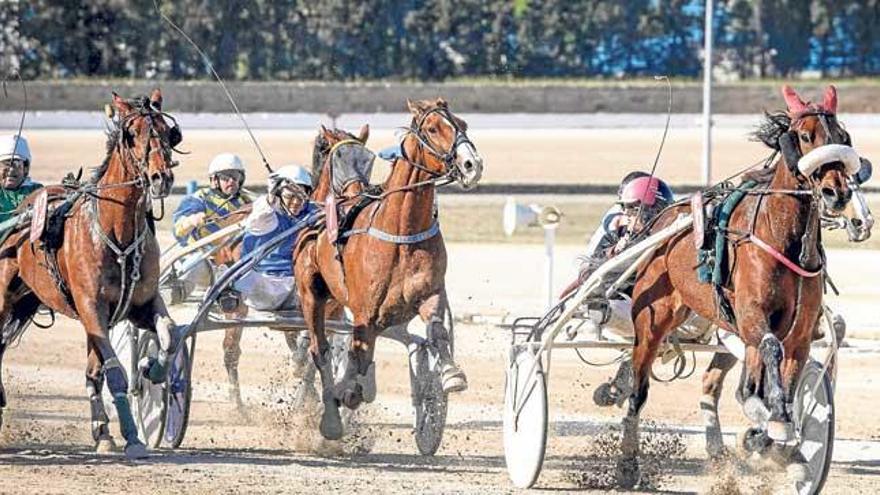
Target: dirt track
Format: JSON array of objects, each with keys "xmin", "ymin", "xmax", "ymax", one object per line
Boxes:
[{"xmin": 2, "ymin": 242, "xmax": 879, "ymax": 494}]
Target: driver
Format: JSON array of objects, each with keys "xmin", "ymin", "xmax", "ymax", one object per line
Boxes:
[
  {"xmin": 234, "ymin": 164, "xmax": 319, "ymax": 311},
  {"xmin": 0, "ymin": 134, "xmax": 43, "ymax": 223}
]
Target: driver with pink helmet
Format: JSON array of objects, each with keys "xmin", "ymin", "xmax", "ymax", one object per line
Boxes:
[{"xmin": 561, "ymin": 171, "xmax": 674, "ymax": 297}]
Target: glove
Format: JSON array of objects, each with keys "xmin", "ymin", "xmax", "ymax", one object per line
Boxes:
[{"xmin": 178, "ymin": 212, "xmax": 206, "ymax": 233}]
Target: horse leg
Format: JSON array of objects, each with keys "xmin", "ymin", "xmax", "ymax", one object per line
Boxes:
[
  {"xmin": 701, "ymin": 352, "xmax": 737, "ymax": 459},
  {"xmin": 302, "ymin": 291, "xmax": 342, "ymax": 440},
  {"xmin": 222, "ymin": 325, "xmax": 244, "ymax": 408},
  {"xmin": 284, "ymin": 330, "xmax": 310, "ymax": 376},
  {"xmin": 86, "ymin": 344, "xmax": 116, "ymax": 453},
  {"xmin": 619, "ymin": 281, "xmax": 686, "ymax": 488},
  {"xmin": 0, "ymin": 260, "xmax": 20, "ymax": 429},
  {"xmin": 758, "ymin": 333, "xmax": 793, "ymax": 442},
  {"xmin": 81, "ymin": 306, "xmax": 148, "ymax": 459},
  {"xmin": 418, "ymin": 291, "xmax": 467, "ymax": 393}
]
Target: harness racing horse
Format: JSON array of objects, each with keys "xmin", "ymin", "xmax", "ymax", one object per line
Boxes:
[
  {"xmin": 618, "ymin": 85, "xmax": 859, "ymax": 486},
  {"xmin": 697, "ymin": 88, "xmax": 874, "ymax": 461},
  {"xmin": 295, "ymin": 98, "xmax": 483, "ymax": 439},
  {"xmin": 0, "ymin": 90, "xmax": 178, "ymax": 459}
]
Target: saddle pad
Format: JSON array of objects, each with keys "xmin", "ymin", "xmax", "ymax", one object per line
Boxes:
[
  {"xmin": 690, "ymin": 192, "xmax": 705, "ymax": 250},
  {"xmin": 30, "ymin": 189, "xmax": 48, "ymax": 244}
]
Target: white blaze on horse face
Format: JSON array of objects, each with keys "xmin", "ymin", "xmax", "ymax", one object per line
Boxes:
[
  {"xmin": 455, "ymin": 139, "xmax": 483, "ymax": 189},
  {"xmin": 845, "ymin": 183, "xmax": 873, "ymax": 242}
]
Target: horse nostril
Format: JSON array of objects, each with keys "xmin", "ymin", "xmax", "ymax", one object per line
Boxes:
[
  {"xmin": 462, "ymin": 159, "xmax": 474, "ymax": 171},
  {"xmin": 852, "ymin": 218, "xmax": 864, "ymax": 228},
  {"xmin": 821, "ymin": 187, "xmax": 837, "ymax": 200}
]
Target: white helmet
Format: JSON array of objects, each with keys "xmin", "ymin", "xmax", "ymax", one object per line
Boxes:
[
  {"xmin": 268, "ymin": 165, "xmax": 312, "ymax": 193},
  {"xmin": 0, "ymin": 134, "xmax": 31, "ymax": 164},
  {"xmin": 208, "ymin": 153, "xmax": 246, "ymax": 176}
]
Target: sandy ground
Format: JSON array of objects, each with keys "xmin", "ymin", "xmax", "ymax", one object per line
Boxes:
[
  {"xmin": 8, "ymin": 124, "xmax": 880, "ymax": 187},
  {"xmin": 1, "ymin": 242, "xmax": 879, "ymax": 494}
]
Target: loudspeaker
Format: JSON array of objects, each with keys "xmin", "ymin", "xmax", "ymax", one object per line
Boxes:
[{"xmin": 502, "ymin": 196, "xmax": 562, "ymax": 236}]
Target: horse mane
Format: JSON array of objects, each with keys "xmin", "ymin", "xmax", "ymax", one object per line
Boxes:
[
  {"xmin": 88, "ymin": 127, "xmax": 120, "ymax": 184},
  {"xmin": 89, "ymin": 95, "xmax": 154, "ymax": 185},
  {"xmin": 751, "ymin": 111, "xmax": 791, "ymax": 151}
]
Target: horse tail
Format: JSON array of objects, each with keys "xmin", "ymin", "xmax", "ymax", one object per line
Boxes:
[{"xmin": 0, "ymin": 292, "xmax": 43, "ymax": 348}]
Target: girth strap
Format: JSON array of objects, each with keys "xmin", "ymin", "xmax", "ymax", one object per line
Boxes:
[{"xmin": 342, "ymin": 220, "xmax": 440, "ymax": 245}]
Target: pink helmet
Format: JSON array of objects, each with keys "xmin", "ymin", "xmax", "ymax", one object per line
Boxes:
[{"xmin": 619, "ymin": 176, "xmax": 661, "ymax": 207}]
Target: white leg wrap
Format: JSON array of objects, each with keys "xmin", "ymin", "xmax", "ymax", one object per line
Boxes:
[{"xmin": 155, "ymin": 315, "xmax": 174, "ymax": 352}]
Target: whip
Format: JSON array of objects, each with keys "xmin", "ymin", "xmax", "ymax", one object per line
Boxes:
[
  {"xmin": 152, "ymin": 0, "xmax": 273, "ymax": 173},
  {"xmin": 2, "ymin": 70, "xmax": 27, "ymax": 153}
]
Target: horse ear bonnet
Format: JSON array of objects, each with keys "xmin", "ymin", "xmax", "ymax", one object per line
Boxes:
[{"xmin": 778, "ymin": 132, "xmax": 801, "ymax": 176}]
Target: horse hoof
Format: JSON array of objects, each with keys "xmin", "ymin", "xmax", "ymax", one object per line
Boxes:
[
  {"xmin": 737, "ymin": 426, "xmax": 772, "ymax": 456},
  {"xmin": 767, "ymin": 420, "xmax": 794, "ymax": 442},
  {"xmin": 341, "ymin": 385, "xmax": 363, "ymax": 410},
  {"xmin": 319, "ymin": 407, "xmax": 344, "ymax": 440},
  {"xmin": 592, "ymin": 383, "xmax": 617, "ymax": 407},
  {"xmin": 786, "ymin": 462, "xmax": 811, "ymax": 483},
  {"xmin": 124, "ymin": 442, "xmax": 149, "ymax": 460},
  {"xmin": 95, "ymin": 436, "xmax": 117, "ymax": 454},
  {"xmin": 616, "ymin": 457, "xmax": 640, "ymax": 489},
  {"xmin": 441, "ymin": 367, "xmax": 468, "ymax": 394}
]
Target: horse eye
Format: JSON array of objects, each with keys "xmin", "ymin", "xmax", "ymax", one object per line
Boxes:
[
  {"xmin": 800, "ymin": 132, "xmax": 812, "ymax": 143},
  {"xmin": 428, "ymin": 127, "xmax": 437, "ymax": 134}
]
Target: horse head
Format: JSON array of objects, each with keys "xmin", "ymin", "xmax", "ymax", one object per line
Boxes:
[
  {"xmin": 405, "ymin": 98, "xmax": 483, "ymax": 189},
  {"xmin": 311, "ymin": 124, "xmax": 371, "ymax": 201},
  {"xmin": 109, "ymin": 88, "xmax": 178, "ymax": 198},
  {"xmin": 779, "ymin": 85, "xmax": 858, "ymax": 214}
]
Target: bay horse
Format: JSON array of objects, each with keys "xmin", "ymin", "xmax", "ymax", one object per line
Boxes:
[
  {"xmin": 618, "ymin": 85, "xmax": 858, "ymax": 485},
  {"xmin": 697, "ymin": 88, "xmax": 873, "ymax": 461},
  {"xmin": 0, "ymin": 90, "xmax": 177, "ymax": 459},
  {"xmin": 295, "ymin": 98, "xmax": 483, "ymax": 439}
]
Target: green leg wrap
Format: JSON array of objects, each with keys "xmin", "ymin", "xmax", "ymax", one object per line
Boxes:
[
  {"xmin": 147, "ymin": 351, "xmax": 169, "ymax": 384},
  {"xmin": 112, "ymin": 393, "xmax": 142, "ymax": 445}
]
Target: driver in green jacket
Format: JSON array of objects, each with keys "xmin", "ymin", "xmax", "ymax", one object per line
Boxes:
[{"xmin": 0, "ymin": 134, "xmax": 42, "ymax": 223}]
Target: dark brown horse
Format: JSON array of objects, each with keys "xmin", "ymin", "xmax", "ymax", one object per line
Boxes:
[
  {"xmin": 619, "ymin": 85, "xmax": 856, "ymax": 485},
  {"xmin": 295, "ymin": 98, "xmax": 483, "ymax": 439},
  {"xmin": 0, "ymin": 90, "xmax": 177, "ymax": 458}
]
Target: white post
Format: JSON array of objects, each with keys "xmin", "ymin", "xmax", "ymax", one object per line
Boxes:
[
  {"xmin": 701, "ymin": 0, "xmax": 714, "ymax": 186},
  {"xmin": 543, "ymin": 225, "xmax": 556, "ymax": 311}
]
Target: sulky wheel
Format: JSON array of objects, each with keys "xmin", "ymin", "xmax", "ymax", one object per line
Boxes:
[
  {"xmin": 503, "ymin": 345, "xmax": 548, "ymax": 489},
  {"xmin": 409, "ymin": 343, "xmax": 448, "ymax": 456},
  {"xmin": 163, "ymin": 333, "xmax": 195, "ymax": 448},
  {"xmin": 135, "ymin": 330, "xmax": 167, "ymax": 449},
  {"xmin": 791, "ymin": 359, "xmax": 835, "ymax": 495}
]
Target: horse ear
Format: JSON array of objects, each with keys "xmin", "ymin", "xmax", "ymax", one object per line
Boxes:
[
  {"xmin": 781, "ymin": 85, "xmax": 807, "ymax": 114},
  {"xmin": 435, "ymin": 97, "xmax": 448, "ymax": 108},
  {"xmin": 823, "ymin": 85, "xmax": 838, "ymax": 114},
  {"xmin": 111, "ymin": 92, "xmax": 133, "ymax": 115},
  {"xmin": 150, "ymin": 88, "xmax": 163, "ymax": 111},
  {"xmin": 407, "ymin": 99, "xmax": 425, "ymax": 116},
  {"xmin": 319, "ymin": 124, "xmax": 335, "ymax": 143},
  {"xmin": 358, "ymin": 123, "xmax": 370, "ymax": 143}
]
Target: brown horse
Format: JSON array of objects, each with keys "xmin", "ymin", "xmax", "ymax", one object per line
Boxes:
[
  {"xmin": 619, "ymin": 85, "xmax": 856, "ymax": 485},
  {"xmin": 697, "ymin": 87, "xmax": 870, "ymax": 461},
  {"xmin": 295, "ymin": 98, "xmax": 483, "ymax": 439},
  {"xmin": 0, "ymin": 90, "xmax": 177, "ymax": 459}
]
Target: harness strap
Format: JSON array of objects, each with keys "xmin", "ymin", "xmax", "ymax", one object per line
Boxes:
[
  {"xmin": 748, "ymin": 233, "xmax": 823, "ymax": 278},
  {"xmin": 341, "ymin": 220, "xmax": 440, "ymax": 245}
]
